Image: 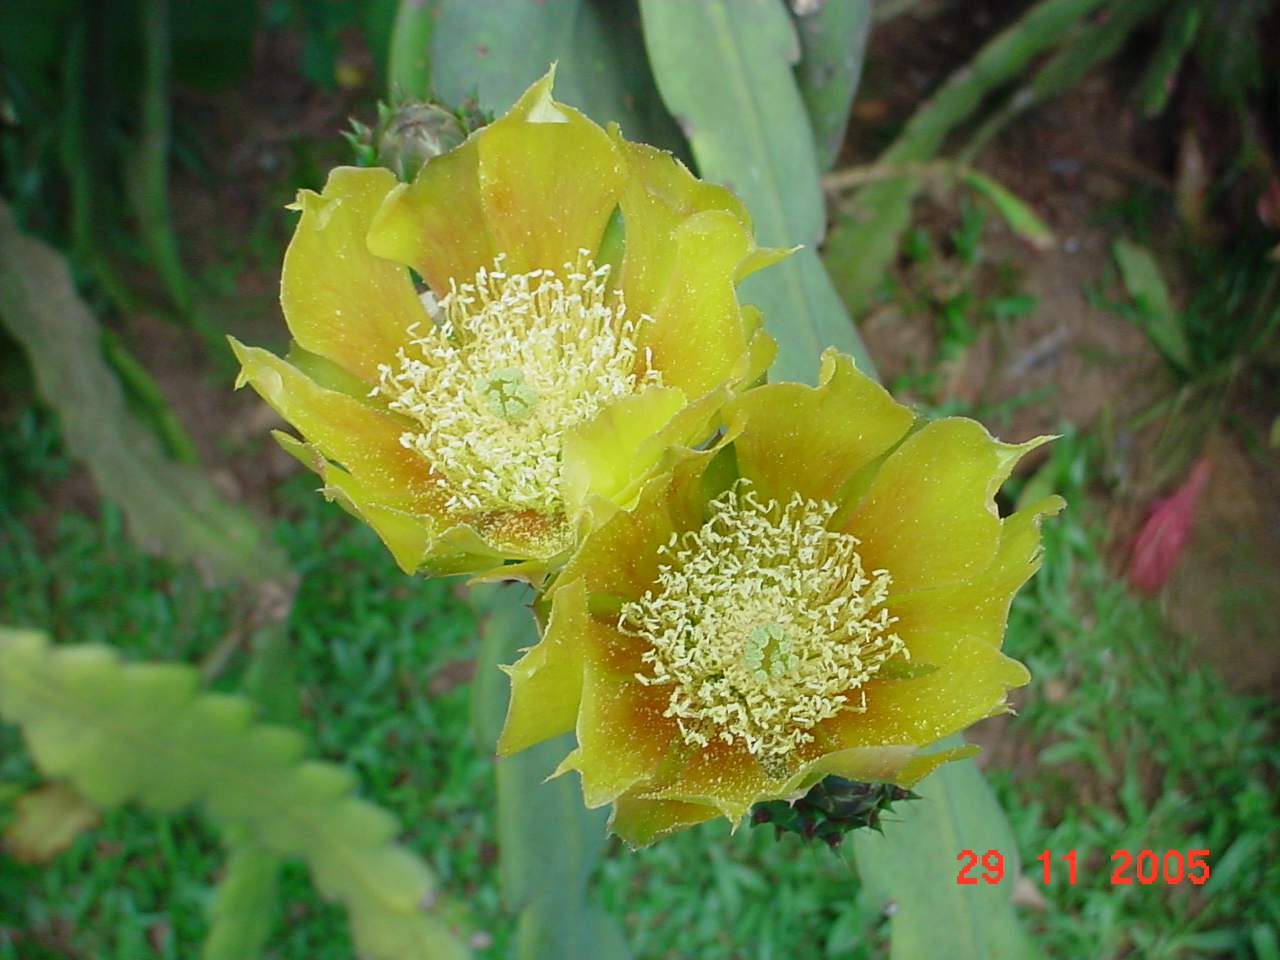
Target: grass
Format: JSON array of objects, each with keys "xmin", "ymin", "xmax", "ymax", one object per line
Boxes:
[
  {"xmin": 1, "ymin": 404, "xmax": 1278, "ymax": 959},
  {"xmin": 996, "ymin": 430, "xmax": 1280, "ymax": 960}
]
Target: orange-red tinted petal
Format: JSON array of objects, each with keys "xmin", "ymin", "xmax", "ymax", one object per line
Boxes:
[
  {"xmin": 558, "ymin": 632, "xmax": 675, "ymax": 808},
  {"xmin": 232, "ymin": 340, "xmax": 441, "ymax": 510}
]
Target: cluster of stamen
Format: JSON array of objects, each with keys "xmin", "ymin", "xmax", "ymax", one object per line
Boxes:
[
  {"xmin": 374, "ymin": 252, "xmax": 660, "ymax": 519},
  {"xmin": 619, "ymin": 481, "xmax": 905, "ymax": 768}
]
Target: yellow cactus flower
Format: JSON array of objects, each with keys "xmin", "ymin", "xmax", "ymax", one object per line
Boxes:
[
  {"xmin": 498, "ymin": 350, "xmax": 1064, "ymax": 846},
  {"xmin": 232, "ymin": 70, "xmax": 783, "ymax": 580}
]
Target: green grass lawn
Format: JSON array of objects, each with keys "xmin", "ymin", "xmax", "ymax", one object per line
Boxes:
[{"xmin": 1, "ymin": 408, "xmax": 1277, "ymax": 959}]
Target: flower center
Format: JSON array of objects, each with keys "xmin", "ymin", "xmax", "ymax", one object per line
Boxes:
[
  {"xmin": 374, "ymin": 252, "xmax": 661, "ymax": 520},
  {"xmin": 620, "ymin": 481, "xmax": 905, "ymax": 769},
  {"xmin": 475, "ymin": 368, "xmax": 537, "ymax": 421}
]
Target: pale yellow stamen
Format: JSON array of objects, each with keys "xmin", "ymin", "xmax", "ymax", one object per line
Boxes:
[
  {"xmin": 620, "ymin": 481, "xmax": 905, "ymax": 767},
  {"xmin": 374, "ymin": 252, "xmax": 661, "ymax": 519}
]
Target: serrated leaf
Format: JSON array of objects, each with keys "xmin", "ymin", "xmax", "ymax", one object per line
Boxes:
[
  {"xmin": 851, "ymin": 738, "xmax": 1039, "ymax": 960},
  {"xmin": 202, "ymin": 836, "xmax": 280, "ymax": 960},
  {"xmin": 429, "ymin": 0, "xmax": 684, "ymax": 155},
  {"xmin": 638, "ymin": 0, "xmax": 876, "ymax": 382},
  {"xmin": 0, "ymin": 627, "xmax": 470, "ymax": 960},
  {"xmin": 0, "ymin": 198, "xmax": 288, "ymax": 586}
]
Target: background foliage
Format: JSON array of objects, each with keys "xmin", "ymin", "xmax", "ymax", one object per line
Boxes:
[{"xmin": 1, "ymin": 0, "xmax": 1278, "ymax": 958}]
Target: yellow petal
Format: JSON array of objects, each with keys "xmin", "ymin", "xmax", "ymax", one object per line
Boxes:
[
  {"xmin": 844, "ymin": 418, "xmax": 1048, "ymax": 592},
  {"xmin": 612, "ymin": 135, "xmax": 751, "ymax": 317},
  {"xmin": 637, "ymin": 209, "xmax": 762, "ymax": 399},
  {"xmin": 561, "ymin": 384, "xmax": 736, "ymax": 537},
  {"xmin": 639, "ymin": 738, "xmax": 773, "ymax": 821},
  {"xmin": 608, "ymin": 794, "xmax": 719, "ymax": 848},
  {"xmin": 476, "ymin": 70, "xmax": 627, "ymax": 275},
  {"xmin": 497, "ymin": 578, "xmax": 594, "ymax": 757},
  {"xmin": 231, "ymin": 340, "xmax": 443, "ymax": 510},
  {"xmin": 891, "ymin": 742, "xmax": 981, "ymax": 787},
  {"xmin": 281, "ymin": 166, "xmax": 427, "ymax": 384},
  {"xmin": 316, "ymin": 461, "xmax": 438, "ymax": 575},
  {"xmin": 887, "ymin": 494, "xmax": 1066, "ymax": 664},
  {"xmin": 366, "ymin": 139, "xmax": 497, "ymax": 296},
  {"xmin": 740, "ymin": 316, "xmax": 779, "ymax": 388},
  {"xmin": 559, "ymin": 636, "xmax": 674, "ymax": 808},
  {"xmin": 560, "ymin": 385, "xmax": 689, "ymax": 523},
  {"xmin": 725, "ymin": 350, "xmax": 915, "ymax": 505},
  {"xmin": 819, "ymin": 637, "xmax": 1030, "ymax": 749},
  {"xmin": 782, "ymin": 744, "xmax": 920, "ymax": 795}
]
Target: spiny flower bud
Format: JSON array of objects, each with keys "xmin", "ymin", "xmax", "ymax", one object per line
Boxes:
[
  {"xmin": 750, "ymin": 776, "xmax": 919, "ymax": 850},
  {"xmin": 345, "ymin": 97, "xmax": 485, "ymax": 183}
]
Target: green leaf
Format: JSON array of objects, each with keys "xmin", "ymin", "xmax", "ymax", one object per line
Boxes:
[
  {"xmin": 955, "ymin": 0, "xmax": 1166, "ymax": 161},
  {"xmin": 1139, "ymin": 1, "xmax": 1201, "ymax": 117},
  {"xmin": 793, "ymin": 0, "xmax": 872, "ymax": 172},
  {"xmin": 1251, "ymin": 923, "xmax": 1280, "ymax": 960},
  {"xmin": 959, "ymin": 168, "xmax": 1056, "ymax": 251},
  {"xmin": 1006, "ymin": 0, "xmax": 1165, "ymax": 124},
  {"xmin": 0, "ymin": 198, "xmax": 289, "ymax": 586},
  {"xmin": 128, "ymin": 0, "xmax": 223, "ymax": 349},
  {"xmin": 100, "ymin": 328, "xmax": 199, "ymax": 464},
  {"xmin": 851, "ymin": 738, "xmax": 1039, "ymax": 960},
  {"xmin": 202, "ymin": 835, "xmax": 280, "ymax": 960},
  {"xmin": 500, "ymin": 740, "xmax": 629, "ymax": 960},
  {"xmin": 639, "ymin": 0, "xmax": 875, "ymax": 383},
  {"xmin": 0, "ymin": 627, "xmax": 471, "ymax": 960},
  {"xmin": 429, "ymin": 0, "xmax": 685, "ymax": 155},
  {"xmin": 1112, "ymin": 238, "xmax": 1192, "ymax": 369},
  {"xmin": 468, "ymin": 584, "xmax": 630, "ymax": 960}
]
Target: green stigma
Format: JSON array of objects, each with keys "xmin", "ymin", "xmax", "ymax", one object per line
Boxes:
[
  {"xmin": 744, "ymin": 622, "xmax": 798, "ymax": 683},
  {"xmin": 476, "ymin": 367, "xmax": 537, "ymax": 421}
]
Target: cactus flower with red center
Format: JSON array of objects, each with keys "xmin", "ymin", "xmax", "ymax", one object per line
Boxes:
[
  {"xmin": 498, "ymin": 350, "xmax": 1063, "ymax": 845},
  {"xmin": 232, "ymin": 71, "xmax": 783, "ymax": 582}
]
